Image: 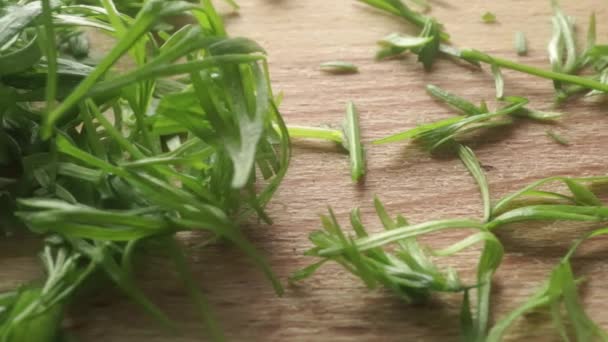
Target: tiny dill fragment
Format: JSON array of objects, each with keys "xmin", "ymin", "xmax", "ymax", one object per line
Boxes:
[
  {"xmin": 546, "ymin": 130, "xmax": 570, "ymax": 145},
  {"xmin": 319, "ymin": 61, "xmax": 359, "ymax": 74},
  {"xmin": 482, "ymin": 12, "xmax": 497, "ymax": 23}
]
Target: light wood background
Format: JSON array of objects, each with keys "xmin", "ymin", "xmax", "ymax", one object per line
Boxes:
[{"xmin": 2, "ymin": 0, "xmax": 608, "ymax": 341}]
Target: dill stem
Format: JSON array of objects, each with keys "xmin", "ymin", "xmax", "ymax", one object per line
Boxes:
[
  {"xmin": 461, "ymin": 49, "xmax": 608, "ymax": 93},
  {"xmin": 281, "ymin": 125, "xmax": 343, "ymax": 143}
]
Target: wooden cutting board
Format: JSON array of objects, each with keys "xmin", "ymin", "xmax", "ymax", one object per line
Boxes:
[{"xmin": 2, "ymin": 0, "xmax": 608, "ymax": 341}]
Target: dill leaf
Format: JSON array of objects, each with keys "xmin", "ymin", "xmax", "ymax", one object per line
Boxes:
[
  {"xmin": 481, "ymin": 12, "xmax": 496, "ymax": 23},
  {"xmin": 515, "ymin": 31, "xmax": 527, "ymax": 56},
  {"xmin": 320, "ymin": 61, "xmax": 359, "ymax": 74}
]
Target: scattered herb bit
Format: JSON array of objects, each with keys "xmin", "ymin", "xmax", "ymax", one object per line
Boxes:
[
  {"xmin": 357, "ymin": 0, "xmax": 449, "ymax": 40},
  {"xmin": 488, "ymin": 227, "xmax": 608, "ymax": 341},
  {"xmin": 481, "ymin": 12, "xmax": 496, "ymax": 23},
  {"xmin": 374, "ymin": 20, "xmax": 441, "ymax": 68},
  {"xmin": 515, "ymin": 31, "xmax": 527, "ymax": 56},
  {"xmin": 319, "ymin": 61, "xmax": 359, "ymax": 74},
  {"xmin": 546, "ymin": 130, "xmax": 570, "ymax": 145},
  {"xmin": 374, "ymin": 96, "xmax": 532, "ymax": 149},
  {"xmin": 276, "ymin": 105, "xmax": 367, "ymax": 182},
  {"xmin": 491, "ymin": 175, "xmax": 608, "ymax": 216},
  {"xmin": 548, "ymin": 1, "xmax": 577, "ymax": 74},
  {"xmin": 490, "ymin": 64, "xmax": 505, "ymax": 99},
  {"xmin": 294, "ymin": 198, "xmax": 483, "ymax": 302},
  {"xmin": 416, "ymin": 18, "xmax": 442, "ymax": 70},
  {"xmin": 585, "ymin": 68, "xmax": 608, "ymax": 97},
  {"xmin": 300, "ymin": 1, "xmax": 608, "ymax": 341},
  {"xmin": 342, "ymin": 102, "xmax": 366, "ymax": 182},
  {"xmin": 510, "ymin": 108, "xmax": 562, "ymax": 122}
]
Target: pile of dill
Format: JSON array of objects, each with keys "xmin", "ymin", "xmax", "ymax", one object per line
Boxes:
[
  {"xmin": 1, "ymin": 0, "xmax": 608, "ymax": 341},
  {"xmin": 0, "ymin": 0, "xmax": 291, "ymax": 340}
]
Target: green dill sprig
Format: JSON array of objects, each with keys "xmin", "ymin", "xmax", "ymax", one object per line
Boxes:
[
  {"xmin": 275, "ymin": 102, "xmax": 367, "ymax": 182},
  {"xmin": 295, "ymin": 196, "xmax": 503, "ymax": 338},
  {"xmin": 458, "ymin": 145, "xmax": 491, "ymax": 222},
  {"xmin": 460, "ymin": 48, "xmax": 608, "ymax": 96},
  {"xmin": 293, "ymin": 197, "xmax": 493, "ymax": 302},
  {"xmin": 342, "ymin": 102, "xmax": 366, "ymax": 182},
  {"xmin": 375, "ymin": 87, "xmax": 561, "ymax": 149}
]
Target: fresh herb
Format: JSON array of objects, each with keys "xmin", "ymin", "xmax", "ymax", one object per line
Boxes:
[
  {"xmin": 491, "ymin": 175, "xmax": 608, "ymax": 216},
  {"xmin": 277, "ymin": 103, "xmax": 367, "ymax": 182},
  {"xmin": 481, "ymin": 12, "xmax": 497, "ymax": 24},
  {"xmin": 514, "ymin": 31, "xmax": 527, "ymax": 56},
  {"xmin": 0, "ymin": 0, "xmax": 291, "ymax": 340},
  {"xmin": 426, "ymin": 84, "xmax": 485, "ymax": 115},
  {"xmin": 342, "ymin": 102, "xmax": 366, "ymax": 182},
  {"xmin": 548, "ymin": 1, "xmax": 577, "ymax": 74},
  {"xmin": 546, "ymin": 130, "xmax": 570, "ymax": 145},
  {"xmin": 319, "ymin": 61, "xmax": 359, "ymax": 74},
  {"xmin": 416, "ymin": 18, "xmax": 442, "ymax": 70},
  {"xmin": 490, "ymin": 64, "xmax": 505, "ymax": 99}
]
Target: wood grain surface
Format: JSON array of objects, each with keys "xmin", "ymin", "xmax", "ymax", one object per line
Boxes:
[{"xmin": 2, "ymin": 0, "xmax": 608, "ymax": 341}]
